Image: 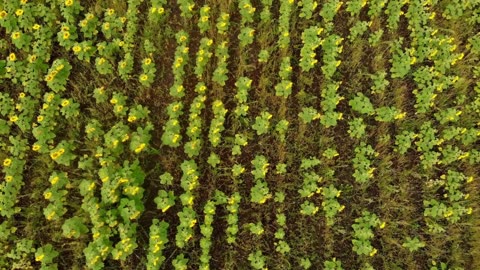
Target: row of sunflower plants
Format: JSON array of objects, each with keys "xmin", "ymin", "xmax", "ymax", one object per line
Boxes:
[
  {"xmin": 319, "ymin": 0, "xmax": 342, "ymax": 31},
  {"xmin": 275, "ymin": 57, "xmax": 293, "ymax": 98},
  {"xmin": 226, "ymin": 192, "xmax": 241, "ymax": 244},
  {"xmin": 385, "ymin": 0, "xmax": 404, "ymax": 30},
  {"xmin": 43, "ymin": 172, "xmax": 69, "ymax": 221},
  {"xmin": 161, "ymin": 31, "xmax": 189, "ymax": 147},
  {"xmin": 299, "ymin": 26, "xmax": 322, "ymax": 72},
  {"xmin": 212, "ymin": 40, "xmax": 229, "ymax": 86},
  {"xmin": 1, "ymin": 144, "xmax": 26, "ymax": 219},
  {"xmin": 198, "ymin": 5, "xmax": 210, "ymax": 34},
  {"xmin": 208, "ymin": 100, "xmax": 227, "ymax": 147},
  {"xmin": 423, "ymin": 171, "xmax": 473, "ymax": 233},
  {"xmin": 148, "ymin": 0, "xmax": 167, "ymax": 24},
  {"xmin": 145, "ymin": 219, "xmax": 169, "ymax": 270},
  {"xmin": 352, "ymin": 142, "xmax": 378, "ymax": 184},
  {"xmin": 212, "ymin": 11, "xmax": 230, "ymax": 87},
  {"xmin": 80, "ymin": 89, "xmax": 152, "ymax": 268},
  {"xmin": 260, "ymin": 0, "xmax": 273, "ymax": 22},
  {"xmin": 320, "ymin": 81, "xmax": 344, "ymax": 128},
  {"xmin": 184, "ymin": 83, "xmax": 207, "ymax": 158},
  {"xmin": 278, "ymin": 0, "xmax": 294, "ymax": 49},
  {"xmin": 1, "ymin": 79, "xmax": 32, "ymax": 255},
  {"xmin": 234, "ymin": 76, "xmax": 252, "ymax": 117},
  {"xmin": 319, "ymin": 32, "xmax": 343, "ymax": 128},
  {"xmin": 238, "ymin": 0, "xmax": 255, "ymax": 48},
  {"xmin": 298, "ymin": 0, "xmax": 318, "ymax": 19},
  {"xmin": 199, "ymin": 200, "xmax": 217, "ymax": 270},
  {"xmin": 351, "ymin": 211, "xmax": 384, "ymax": 267},
  {"xmin": 194, "ymin": 38, "xmax": 214, "ymax": 78},
  {"xmin": 150, "ymin": 172, "xmax": 173, "ymax": 267},
  {"xmin": 246, "ymin": 220, "xmax": 268, "ymax": 269},
  {"xmin": 274, "ymin": 212, "xmax": 291, "ymax": 255},
  {"xmin": 250, "ymin": 155, "xmax": 271, "ymax": 204},
  {"xmin": 295, "ymin": 153, "xmax": 343, "ymax": 266},
  {"xmin": 119, "ymin": 0, "xmax": 143, "ymax": 81},
  {"xmin": 175, "ymin": 160, "xmax": 199, "ymax": 249},
  {"xmin": 321, "ymin": 34, "xmax": 343, "ymax": 80}
]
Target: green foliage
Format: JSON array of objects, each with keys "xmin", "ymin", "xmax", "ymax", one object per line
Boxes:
[
  {"xmin": 346, "ymin": 0, "xmax": 365, "ymax": 16},
  {"xmin": 207, "ymin": 152, "xmax": 221, "ymax": 168},
  {"xmin": 368, "ymin": 29, "xmax": 383, "ymax": 46},
  {"xmin": 247, "ymin": 221, "xmax": 264, "ymax": 235},
  {"xmin": 375, "ymin": 106, "xmax": 403, "ymax": 122},
  {"xmin": 390, "ymin": 40, "xmax": 412, "ymax": 78},
  {"xmin": 172, "ymin": 253, "xmax": 189, "ymax": 270},
  {"xmin": 275, "ymin": 163, "xmax": 287, "ymax": 174},
  {"xmin": 45, "ymin": 59, "xmax": 72, "ymax": 92},
  {"xmin": 238, "ymin": 27, "xmax": 255, "ymax": 47},
  {"xmin": 234, "ymin": 77, "xmax": 252, "ymax": 117},
  {"xmin": 0, "ymin": 1, "xmax": 477, "ymax": 269},
  {"xmin": 258, "ymin": 49, "xmax": 269, "ymax": 63},
  {"xmin": 349, "ymin": 93, "xmax": 375, "ymax": 115},
  {"xmin": 395, "ymin": 130, "xmax": 416, "ymax": 154},
  {"xmin": 348, "ymin": 118, "xmax": 366, "ymax": 139},
  {"xmin": 212, "ymin": 41, "xmax": 229, "ymax": 86},
  {"xmin": 252, "ymin": 111, "xmax": 272, "ymax": 135},
  {"xmin": 226, "ymin": 192, "xmax": 241, "ymax": 244},
  {"xmin": 195, "ymin": 38, "xmax": 213, "ymax": 77},
  {"xmin": 248, "ymin": 250, "xmax": 267, "ymax": 270},
  {"xmin": 62, "ymin": 217, "xmax": 88, "ymax": 239},
  {"xmin": 299, "ymin": 26, "xmax": 322, "ymax": 72},
  {"xmin": 320, "ymin": 0, "xmax": 342, "ymax": 24},
  {"xmin": 402, "ymin": 237, "xmax": 426, "ymax": 252},
  {"xmin": 300, "ymin": 200, "xmax": 319, "ymax": 216},
  {"xmin": 278, "ymin": 0, "xmax": 293, "ymax": 48},
  {"xmin": 251, "ymin": 155, "xmax": 269, "ymax": 179},
  {"xmin": 370, "ymin": 71, "xmax": 389, "ymax": 94},
  {"xmin": 300, "ymin": 258, "xmax": 312, "ymax": 269},
  {"xmin": 349, "ymin": 21, "xmax": 369, "ymax": 41},
  {"xmin": 298, "ymin": 0, "xmax": 318, "ymax": 19},
  {"xmin": 232, "ymin": 164, "xmax": 245, "ymax": 177},
  {"xmin": 49, "ymin": 141, "xmax": 76, "ymax": 166},
  {"xmin": 250, "ymin": 180, "xmax": 271, "ymax": 204},
  {"xmin": 35, "ymin": 244, "xmax": 58, "ymax": 269},
  {"xmin": 177, "ymin": 0, "xmax": 195, "ymax": 19},
  {"xmin": 154, "ymin": 190, "xmax": 176, "ymax": 213},
  {"xmin": 322, "ymin": 184, "xmax": 343, "ymax": 225},
  {"xmin": 324, "ymin": 258, "xmax": 343, "ymax": 270},
  {"xmin": 352, "ymin": 211, "xmax": 382, "ymax": 256},
  {"xmin": 198, "ymin": 6, "xmax": 210, "ymax": 33},
  {"xmin": 146, "ymin": 219, "xmax": 169, "ymax": 270},
  {"xmin": 423, "ymin": 171, "xmax": 472, "ymax": 232},
  {"xmin": 209, "ymin": 100, "xmax": 227, "ymax": 147},
  {"xmin": 159, "ymin": 172, "xmax": 173, "ymax": 186},
  {"xmin": 298, "ymin": 107, "xmax": 321, "ymax": 124},
  {"xmin": 352, "ymin": 143, "xmax": 376, "ymax": 184},
  {"xmin": 216, "ymin": 13, "xmax": 230, "ymax": 34}
]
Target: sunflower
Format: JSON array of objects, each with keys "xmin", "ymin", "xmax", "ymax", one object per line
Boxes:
[
  {"xmin": 12, "ymin": 32, "xmax": 21, "ymax": 40},
  {"xmin": 50, "ymin": 151, "xmax": 60, "ymax": 160},
  {"xmin": 3, "ymin": 158, "xmax": 12, "ymax": 166},
  {"xmin": 9, "ymin": 115, "xmax": 18, "ymax": 122},
  {"xmin": 72, "ymin": 45, "xmax": 82, "ymax": 53}
]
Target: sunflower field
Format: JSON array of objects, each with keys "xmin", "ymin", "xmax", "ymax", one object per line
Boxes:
[{"xmin": 0, "ymin": 0, "xmax": 480, "ymax": 269}]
